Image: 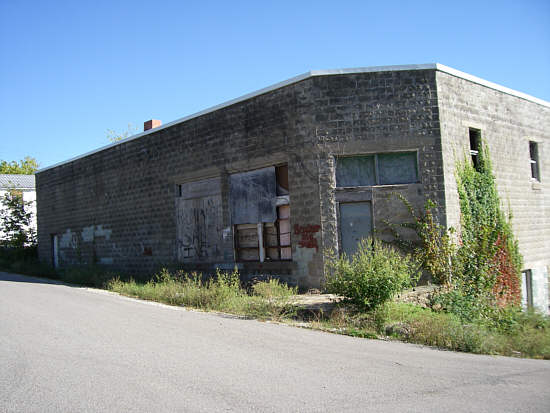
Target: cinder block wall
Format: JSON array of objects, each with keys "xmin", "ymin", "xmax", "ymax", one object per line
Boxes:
[
  {"xmin": 309, "ymin": 70, "xmax": 444, "ymax": 274},
  {"xmin": 437, "ymin": 71, "xmax": 550, "ymax": 312},
  {"xmin": 36, "ymin": 69, "xmax": 444, "ymax": 289},
  {"xmin": 37, "ymin": 79, "xmax": 317, "ymax": 283}
]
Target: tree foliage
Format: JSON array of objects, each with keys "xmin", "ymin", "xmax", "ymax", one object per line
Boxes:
[
  {"xmin": 0, "ymin": 190, "xmax": 36, "ymax": 248},
  {"xmin": 0, "ymin": 157, "xmax": 39, "ymax": 174}
]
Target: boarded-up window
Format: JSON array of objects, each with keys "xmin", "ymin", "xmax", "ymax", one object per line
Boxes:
[
  {"xmin": 232, "ymin": 165, "xmax": 291, "ymax": 262},
  {"xmin": 336, "ymin": 152, "xmax": 418, "ymax": 187},
  {"xmin": 266, "ymin": 205, "xmax": 292, "ymax": 260},
  {"xmin": 234, "ymin": 224, "xmax": 261, "ymax": 261},
  {"xmin": 230, "ymin": 167, "xmax": 277, "ymax": 225},
  {"xmin": 234, "ymin": 206, "xmax": 292, "ymax": 262},
  {"xmin": 176, "ymin": 177, "xmax": 223, "ymax": 262}
]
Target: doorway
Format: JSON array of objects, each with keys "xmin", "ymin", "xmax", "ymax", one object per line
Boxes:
[{"xmin": 339, "ymin": 201, "xmax": 373, "ymax": 257}]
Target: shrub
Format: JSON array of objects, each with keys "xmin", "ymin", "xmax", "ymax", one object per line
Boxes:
[
  {"xmin": 385, "ymin": 197, "xmax": 456, "ymax": 285},
  {"xmin": 325, "ymin": 238, "xmax": 419, "ymax": 311}
]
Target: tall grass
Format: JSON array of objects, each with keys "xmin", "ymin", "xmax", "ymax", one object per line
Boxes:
[
  {"xmin": 311, "ymin": 302, "xmax": 550, "ymax": 359},
  {"xmin": 107, "ymin": 269, "xmax": 297, "ymax": 320}
]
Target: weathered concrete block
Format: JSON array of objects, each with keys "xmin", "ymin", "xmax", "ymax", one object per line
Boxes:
[{"xmin": 36, "ymin": 65, "xmax": 550, "ymax": 304}]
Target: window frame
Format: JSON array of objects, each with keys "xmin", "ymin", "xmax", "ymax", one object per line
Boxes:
[
  {"xmin": 335, "ymin": 151, "xmax": 420, "ymax": 188},
  {"xmin": 522, "ymin": 270, "xmax": 534, "ymax": 309},
  {"xmin": 529, "ymin": 141, "xmax": 540, "ymax": 182},
  {"xmin": 469, "ymin": 128, "xmax": 481, "ymax": 171}
]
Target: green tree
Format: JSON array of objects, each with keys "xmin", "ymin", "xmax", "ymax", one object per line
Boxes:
[
  {"xmin": 0, "ymin": 157, "xmax": 39, "ymax": 174},
  {"xmin": 0, "ymin": 190, "xmax": 36, "ymax": 248}
]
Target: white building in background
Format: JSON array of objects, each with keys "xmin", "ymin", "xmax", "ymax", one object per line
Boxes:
[{"xmin": 0, "ymin": 174, "xmax": 37, "ymax": 241}]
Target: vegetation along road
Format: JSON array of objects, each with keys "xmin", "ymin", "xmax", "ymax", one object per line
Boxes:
[{"xmin": 1, "ymin": 272, "xmax": 549, "ymax": 412}]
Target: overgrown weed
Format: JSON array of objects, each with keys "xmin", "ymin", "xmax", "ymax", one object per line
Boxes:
[
  {"xmin": 309, "ymin": 302, "xmax": 550, "ymax": 359},
  {"xmin": 107, "ymin": 269, "xmax": 298, "ymax": 320},
  {"xmin": 324, "ymin": 238, "xmax": 419, "ymax": 311}
]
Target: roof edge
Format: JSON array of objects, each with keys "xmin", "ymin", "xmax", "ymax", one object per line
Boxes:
[
  {"xmin": 434, "ymin": 64, "xmax": 550, "ymax": 108},
  {"xmin": 37, "ymin": 63, "xmax": 550, "ymax": 173}
]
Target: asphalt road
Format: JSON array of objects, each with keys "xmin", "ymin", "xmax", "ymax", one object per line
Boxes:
[{"xmin": 1, "ymin": 272, "xmax": 549, "ymax": 412}]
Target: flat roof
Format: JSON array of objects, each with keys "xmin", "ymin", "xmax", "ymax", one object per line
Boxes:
[{"xmin": 38, "ymin": 63, "xmax": 550, "ymax": 173}]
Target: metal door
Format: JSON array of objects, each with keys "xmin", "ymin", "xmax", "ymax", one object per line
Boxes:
[{"xmin": 339, "ymin": 202, "xmax": 373, "ymax": 257}]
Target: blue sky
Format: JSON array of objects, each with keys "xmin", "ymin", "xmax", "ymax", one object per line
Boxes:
[{"xmin": 1, "ymin": 0, "xmax": 549, "ymax": 169}]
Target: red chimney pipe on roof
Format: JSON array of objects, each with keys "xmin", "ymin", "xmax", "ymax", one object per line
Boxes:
[{"xmin": 144, "ymin": 119, "xmax": 162, "ymax": 131}]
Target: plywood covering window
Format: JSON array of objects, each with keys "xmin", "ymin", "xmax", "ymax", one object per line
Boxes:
[
  {"xmin": 232, "ymin": 165, "xmax": 291, "ymax": 262},
  {"xmin": 336, "ymin": 152, "xmax": 419, "ymax": 187},
  {"xmin": 176, "ymin": 177, "xmax": 223, "ymax": 262}
]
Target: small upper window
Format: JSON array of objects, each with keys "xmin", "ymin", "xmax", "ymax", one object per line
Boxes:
[
  {"xmin": 529, "ymin": 141, "xmax": 540, "ymax": 181},
  {"xmin": 469, "ymin": 128, "xmax": 481, "ymax": 170},
  {"xmin": 335, "ymin": 156, "xmax": 376, "ymax": 187},
  {"xmin": 336, "ymin": 152, "xmax": 419, "ymax": 187},
  {"xmin": 378, "ymin": 152, "xmax": 418, "ymax": 185}
]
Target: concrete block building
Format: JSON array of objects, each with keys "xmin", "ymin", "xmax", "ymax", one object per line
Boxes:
[{"xmin": 35, "ymin": 64, "xmax": 550, "ymax": 312}]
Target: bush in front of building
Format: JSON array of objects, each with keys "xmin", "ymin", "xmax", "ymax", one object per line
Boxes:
[{"xmin": 324, "ymin": 238, "xmax": 419, "ymax": 311}]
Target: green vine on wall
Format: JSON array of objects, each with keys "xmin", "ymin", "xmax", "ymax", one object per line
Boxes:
[
  {"xmin": 385, "ymin": 139, "xmax": 523, "ymax": 321},
  {"xmin": 383, "ymin": 195, "xmax": 455, "ymax": 286},
  {"xmin": 454, "ymin": 142, "xmax": 522, "ymax": 308}
]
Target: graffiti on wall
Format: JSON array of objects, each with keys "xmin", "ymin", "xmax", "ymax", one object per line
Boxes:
[
  {"xmin": 175, "ymin": 177, "xmax": 222, "ymax": 262},
  {"xmin": 55, "ymin": 225, "xmax": 113, "ymax": 266},
  {"xmin": 293, "ymin": 224, "xmax": 321, "ymax": 251},
  {"xmin": 176, "ymin": 193, "xmax": 223, "ymax": 261}
]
